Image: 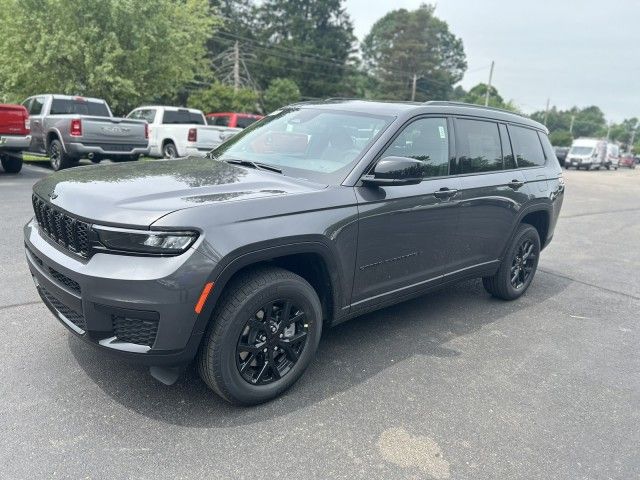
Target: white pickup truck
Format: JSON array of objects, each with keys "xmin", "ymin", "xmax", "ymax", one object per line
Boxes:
[{"xmin": 127, "ymin": 106, "xmax": 240, "ymax": 158}]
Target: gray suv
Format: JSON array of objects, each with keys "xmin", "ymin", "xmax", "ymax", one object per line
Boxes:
[{"xmin": 24, "ymin": 100, "xmax": 565, "ymax": 405}]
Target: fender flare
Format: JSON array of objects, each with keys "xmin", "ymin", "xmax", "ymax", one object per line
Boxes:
[
  {"xmin": 500, "ymin": 201, "xmax": 553, "ymax": 260},
  {"xmin": 192, "ymin": 239, "xmax": 347, "ymax": 334},
  {"xmin": 45, "ymin": 128, "xmax": 67, "ymax": 152}
]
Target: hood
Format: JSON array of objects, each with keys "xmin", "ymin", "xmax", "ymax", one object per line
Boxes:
[{"xmin": 33, "ymin": 157, "xmax": 326, "ymax": 227}]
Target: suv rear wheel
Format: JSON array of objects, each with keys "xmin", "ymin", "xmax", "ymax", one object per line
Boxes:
[
  {"xmin": 0, "ymin": 154, "xmax": 23, "ymax": 173},
  {"xmin": 483, "ymin": 223, "xmax": 540, "ymax": 300},
  {"xmin": 198, "ymin": 266, "xmax": 322, "ymax": 405}
]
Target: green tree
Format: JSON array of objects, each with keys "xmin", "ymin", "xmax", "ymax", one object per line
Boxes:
[
  {"xmin": 548, "ymin": 130, "xmax": 573, "ymax": 147},
  {"xmin": 188, "ymin": 82, "xmax": 259, "ymax": 113},
  {"xmin": 0, "ymin": 0, "xmax": 216, "ymax": 114},
  {"xmin": 362, "ymin": 4, "xmax": 466, "ymax": 101},
  {"xmin": 254, "ymin": 0, "xmax": 356, "ymax": 98},
  {"xmin": 462, "ymin": 83, "xmax": 519, "ymax": 112},
  {"xmin": 531, "ymin": 105, "xmax": 607, "ymax": 139},
  {"xmin": 262, "ymin": 78, "xmax": 301, "ymax": 113}
]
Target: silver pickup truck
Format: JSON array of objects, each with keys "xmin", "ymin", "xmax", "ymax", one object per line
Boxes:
[{"xmin": 22, "ymin": 94, "xmax": 149, "ymax": 170}]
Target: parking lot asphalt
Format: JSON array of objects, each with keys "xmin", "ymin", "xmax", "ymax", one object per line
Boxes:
[{"xmin": 1, "ymin": 163, "xmax": 638, "ymax": 479}]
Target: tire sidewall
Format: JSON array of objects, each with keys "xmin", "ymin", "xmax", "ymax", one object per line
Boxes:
[
  {"xmin": 214, "ymin": 279, "xmax": 322, "ymax": 404},
  {"xmin": 163, "ymin": 143, "xmax": 177, "ymax": 159},
  {"xmin": 49, "ymin": 140, "xmax": 62, "ymax": 170}
]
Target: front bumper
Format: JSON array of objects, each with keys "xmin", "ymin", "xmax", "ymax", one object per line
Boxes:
[
  {"xmin": 66, "ymin": 142, "xmax": 150, "ymax": 157},
  {"xmin": 24, "ymin": 218, "xmax": 217, "ymax": 366},
  {"xmin": 0, "ymin": 134, "xmax": 31, "ymax": 152}
]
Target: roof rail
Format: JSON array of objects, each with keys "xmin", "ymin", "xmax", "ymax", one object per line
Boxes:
[{"xmin": 425, "ymin": 100, "xmax": 527, "ymax": 118}]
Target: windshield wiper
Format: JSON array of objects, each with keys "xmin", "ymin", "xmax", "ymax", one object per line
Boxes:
[{"xmin": 224, "ymin": 159, "xmax": 283, "ymax": 174}]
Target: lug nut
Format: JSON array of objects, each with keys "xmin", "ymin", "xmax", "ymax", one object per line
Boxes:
[
  {"xmin": 279, "ymin": 334, "xmax": 283, "ymax": 338},
  {"xmin": 263, "ymin": 348, "xmax": 267, "ymax": 353}
]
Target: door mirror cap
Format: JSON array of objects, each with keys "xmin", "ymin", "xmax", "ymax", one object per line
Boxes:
[{"xmin": 361, "ymin": 156, "xmax": 425, "ymax": 186}]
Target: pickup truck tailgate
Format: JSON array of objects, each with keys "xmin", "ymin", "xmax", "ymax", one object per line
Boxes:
[
  {"xmin": 196, "ymin": 126, "xmax": 240, "ymax": 149},
  {"xmin": 0, "ymin": 104, "xmax": 29, "ymax": 135},
  {"xmin": 79, "ymin": 116, "xmax": 147, "ymax": 145}
]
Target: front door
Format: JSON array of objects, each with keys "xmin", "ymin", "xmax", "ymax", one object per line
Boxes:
[{"xmin": 352, "ymin": 117, "xmax": 461, "ymax": 307}]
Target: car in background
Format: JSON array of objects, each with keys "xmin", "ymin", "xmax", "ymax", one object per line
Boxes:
[
  {"xmin": 553, "ymin": 146, "xmax": 569, "ymax": 167},
  {"xmin": 0, "ymin": 104, "xmax": 31, "ymax": 173},
  {"xmin": 206, "ymin": 112, "xmax": 263, "ymax": 129},
  {"xmin": 128, "ymin": 106, "xmax": 241, "ymax": 158},
  {"xmin": 605, "ymin": 143, "xmax": 620, "ymax": 170},
  {"xmin": 565, "ymin": 138, "xmax": 607, "ymax": 170},
  {"xmin": 619, "ymin": 153, "xmax": 636, "ymax": 169},
  {"xmin": 22, "ymin": 95, "xmax": 149, "ymax": 170}
]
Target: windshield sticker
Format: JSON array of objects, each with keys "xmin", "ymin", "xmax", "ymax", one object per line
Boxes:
[{"xmin": 438, "ymin": 126, "xmax": 446, "ymax": 139}]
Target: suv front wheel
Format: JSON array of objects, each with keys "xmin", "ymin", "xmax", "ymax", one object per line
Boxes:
[
  {"xmin": 198, "ymin": 266, "xmax": 322, "ymax": 405},
  {"xmin": 483, "ymin": 223, "xmax": 540, "ymax": 300}
]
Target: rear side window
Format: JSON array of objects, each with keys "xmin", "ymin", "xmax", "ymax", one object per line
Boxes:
[
  {"xmin": 137, "ymin": 109, "xmax": 156, "ymax": 123},
  {"xmin": 381, "ymin": 117, "xmax": 449, "ymax": 178},
  {"xmin": 29, "ymin": 97, "xmax": 45, "ymax": 116},
  {"xmin": 236, "ymin": 116, "xmax": 259, "ymax": 129},
  {"xmin": 208, "ymin": 115, "xmax": 231, "ymax": 127},
  {"xmin": 454, "ymin": 119, "xmax": 502, "ymax": 174},
  {"xmin": 50, "ymin": 99, "xmax": 110, "ymax": 117},
  {"xmin": 509, "ymin": 125, "xmax": 546, "ymax": 167},
  {"xmin": 163, "ymin": 110, "xmax": 205, "ymax": 125}
]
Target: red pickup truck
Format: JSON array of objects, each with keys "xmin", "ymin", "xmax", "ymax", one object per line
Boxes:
[{"xmin": 0, "ymin": 104, "xmax": 31, "ymax": 173}]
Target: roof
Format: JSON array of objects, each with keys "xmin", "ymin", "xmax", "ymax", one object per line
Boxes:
[
  {"xmin": 132, "ymin": 105, "xmax": 203, "ymax": 113},
  {"xmin": 292, "ymin": 99, "xmax": 547, "ymax": 132}
]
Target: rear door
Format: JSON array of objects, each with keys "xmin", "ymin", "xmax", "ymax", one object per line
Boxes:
[
  {"xmin": 352, "ymin": 116, "xmax": 461, "ymax": 307},
  {"xmin": 452, "ymin": 119, "xmax": 527, "ymax": 276}
]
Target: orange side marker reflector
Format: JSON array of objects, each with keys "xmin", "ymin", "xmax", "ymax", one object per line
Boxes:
[{"xmin": 194, "ymin": 282, "xmax": 214, "ymax": 314}]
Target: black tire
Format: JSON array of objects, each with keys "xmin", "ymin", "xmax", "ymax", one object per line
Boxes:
[
  {"xmin": 1, "ymin": 154, "xmax": 23, "ymax": 173},
  {"xmin": 198, "ymin": 266, "xmax": 322, "ymax": 405},
  {"xmin": 162, "ymin": 142, "xmax": 178, "ymax": 159},
  {"xmin": 111, "ymin": 155, "xmax": 139, "ymax": 163},
  {"xmin": 48, "ymin": 139, "xmax": 76, "ymax": 170},
  {"xmin": 482, "ymin": 223, "xmax": 540, "ymax": 300}
]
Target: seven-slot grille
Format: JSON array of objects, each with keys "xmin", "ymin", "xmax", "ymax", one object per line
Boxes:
[{"xmin": 32, "ymin": 194, "xmax": 91, "ymax": 257}]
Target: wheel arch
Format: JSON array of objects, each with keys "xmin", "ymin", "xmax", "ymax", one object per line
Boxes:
[
  {"xmin": 195, "ymin": 241, "xmax": 346, "ymax": 335},
  {"xmin": 501, "ymin": 202, "xmax": 553, "ymax": 259},
  {"xmin": 46, "ymin": 128, "xmax": 66, "ymax": 152}
]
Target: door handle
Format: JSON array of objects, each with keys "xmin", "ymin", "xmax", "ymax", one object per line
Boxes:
[
  {"xmin": 433, "ymin": 187, "xmax": 458, "ymax": 199},
  {"xmin": 507, "ymin": 179, "xmax": 524, "ymax": 190}
]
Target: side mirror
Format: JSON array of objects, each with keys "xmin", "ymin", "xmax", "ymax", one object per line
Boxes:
[{"xmin": 361, "ymin": 156, "xmax": 425, "ymax": 186}]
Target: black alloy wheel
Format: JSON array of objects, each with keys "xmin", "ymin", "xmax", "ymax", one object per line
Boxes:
[
  {"xmin": 236, "ymin": 300, "xmax": 308, "ymax": 385},
  {"xmin": 510, "ymin": 239, "xmax": 537, "ymax": 289}
]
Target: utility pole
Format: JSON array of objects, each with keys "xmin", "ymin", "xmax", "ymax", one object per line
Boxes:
[
  {"xmin": 233, "ymin": 40, "xmax": 240, "ymax": 93},
  {"xmin": 543, "ymin": 98, "xmax": 550, "ymax": 125},
  {"xmin": 484, "ymin": 60, "xmax": 494, "ymax": 106},
  {"xmin": 569, "ymin": 114, "xmax": 575, "ymax": 135},
  {"xmin": 629, "ymin": 128, "xmax": 637, "ymax": 152},
  {"xmin": 411, "ymin": 74, "xmax": 417, "ymax": 102},
  {"xmin": 606, "ymin": 122, "xmax": 612, "ymax": 141}
]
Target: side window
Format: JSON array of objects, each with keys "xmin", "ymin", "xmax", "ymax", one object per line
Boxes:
[
  {"xmin": 128, "ymin": 110, "xmax": 141, "ymax": 120},
  {"xmin": 214, "ymin": 115, "xmax": 231, "ymax": 127},
  {"xmin": 380, "ymin": 117, "xmax": 449, "ymax": 178},
  {"xmin": 29, "ymin": 97, "xmax": 45, "ymax": 116},
  {"xmin": 139, "ymin": 109, "xmax": 156, "ymax": 123},
  {"xmin": 499, "ymin": 124, "xmax": 516, "ymax": 169},
  {"xmin": 509, "ymin": 125, "xmax": 546, "ymax": 167},
  {"xmin": 454, "ymin": 119, "xmax": 502, "ymax": 174}
]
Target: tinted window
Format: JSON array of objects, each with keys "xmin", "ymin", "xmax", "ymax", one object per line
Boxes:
[
  {"xmin": 509, "ymin": 125, "xmax": 546, "ymax": 167},
  {"xmin": 499, "ymin": 124, "xmax": 516, "ymax": 169},
  {"xmin": 381, "ymin": 117, "xmax": 449, "ymax": 178},
  {"xmin": 236, "ymin": 116, "xmax": 259, "ymax": 129},
  {"xmin": 29, "ymin": 97, "xmax": 45, "ymax": 116},
  {"xmin": 455, "ymin": 119, "xmax": 502, "ymax": 174},
  {"xmin": 163, "ymin": 110, "xmax": 205, "ymax": 125},
  {"xmin": 50, "ymin": 99, "xmax": 110, "ymax": 117},
  {"xmin": 138, "ymin": 109, "xmax": 156, "ymax": 123},
  {"xmin": 208, "ymin": 115, "xmax": 230, "ymax": 127}
]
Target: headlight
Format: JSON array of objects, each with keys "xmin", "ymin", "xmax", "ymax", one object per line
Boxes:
[{"xmin": 94, "ymin": 226, "xmax": 198, "ymax": 255}]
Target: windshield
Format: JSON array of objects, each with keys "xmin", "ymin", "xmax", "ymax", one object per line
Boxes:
[
  {"xmin": 569, "ymin": 146, "xmax": 594, "ymax": 156},
  {"xmin": 210, "ymin": 107, "xmax": 394, "ymax": 184}
]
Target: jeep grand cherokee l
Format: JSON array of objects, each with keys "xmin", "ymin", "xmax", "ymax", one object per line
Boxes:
[{"xmin": 24, "ymin": 100, "xmax": 564, "ymax": 405}]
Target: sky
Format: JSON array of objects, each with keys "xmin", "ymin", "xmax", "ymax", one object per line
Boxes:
[{"xmin": 345, "ymin": 0, "xmax": 639, "ymax": 122}]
